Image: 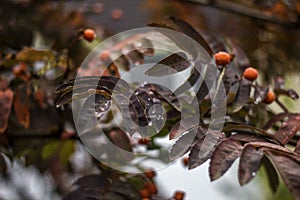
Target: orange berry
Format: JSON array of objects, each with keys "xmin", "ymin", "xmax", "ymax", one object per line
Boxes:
[
  {"xmin": 214, "ymin": 51, "xmax": 231, "ymax": 66},
  {"xmin": 263, "ymin": 90, "xmax": 276, "ymax": 104},
  {"xmin": 111, "ymin": 8, "xmax": 123, "ymax": 20},
  {"xmin": 83, "ymin": 29, "xmax": 96, "ymax": 42},
  {"xmin": 144, "ymin": 169, "xmax": 156, "ymax": 179},
  {"xmin": 182, "ymin": 157, "xmax": 189, "ymax": 167},
  {"xmin": 99, "ymin": 50, "xmax": 111, "ymax": 61},
  {"xmin": 243, "ymin": 67, "xmax": 258, "ymax": 81},
  {"xmin": 140, "ymin": 188, "xmax": 150, "ymax": 198},
  {"xmin": 145, "ymin": 182, "xmax": 157, "ymax": 194},
  {"xmin": 174, "ymin": 191, "xmax": 185, "ymax": 200}
]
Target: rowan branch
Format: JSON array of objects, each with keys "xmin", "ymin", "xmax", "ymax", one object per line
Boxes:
[{"xmin": 182, "ymin": 0, "xmax": 300, "ymax": 28}]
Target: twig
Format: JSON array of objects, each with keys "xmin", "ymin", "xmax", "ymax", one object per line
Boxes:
[{"xmin": 182, "ymin": 0, "xmax": 300, "ymax": 28}]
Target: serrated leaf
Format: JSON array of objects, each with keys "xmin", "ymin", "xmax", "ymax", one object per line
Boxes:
[
  {"xmin": 145, "ymin": 52, "xmax": 190, "ymax": 77},
  {"xmin": 265, "ymin": 150, "xmax": 300, "ymax": 198},
  {"xmin": 230, "ymin": 133, "xmax": 269, "ymax": 143},
  {"xmin": 238, "ymin": 144, "xmax": 264, "ymax": 185},
  {"xmin": 189, "ymin": 131, "xmax": 225, "ymax": 169},
  {"xmin": 167, "ymin": 17, "xmax": 213, "ymax": 56},
  {"xmin": 169, "ymin": 127, "xmax": 203, "ymax": 160},
  {"xmin": 274, "ymin": 114, "xmax": 300, "ymax": 145},
  {"xmin": 169, "ymin": 117, "xmax": 199, "ymax": 140},
  {"xmin": 199, "ymin": 30, "xmax": 226, "ymax": 53},
  {"xmin": 209, "ymin": 139, "xmax": 243, "ymax": 181}
]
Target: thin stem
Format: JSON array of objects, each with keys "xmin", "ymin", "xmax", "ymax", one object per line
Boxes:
[{"xmin": 275, "ymin": 98, "xmax": 289, "ymax": 113}]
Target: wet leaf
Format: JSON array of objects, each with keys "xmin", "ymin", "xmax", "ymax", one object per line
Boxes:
[
  {"xmin": 145, "ymin": 52, "xmax": 190, "ymax": 77},
  {"xmin": 0, "ymin": 89, "xmax": 13, "ymax": 134},
  {"xmin": 189, "ymin": 131, "xmax": 225, "ymax": 169},
  {"xmin": 13, "ymin": 84, "xmax": 30, "ymax": 128},
  {"xmin": 274, "ymin": 114, "xmax": 300, "ymax": 145},
  {"xmin": 238, "ymin": 144, "xmax": 264, "ymax": 185},
  {"xmin": 169, "ymin": 117, "xmax": 199, "ymax": 140},
  {"xmin": 169, "ymin": 127, "xmax": 201, "ymax": 161},
  {"xmin": 124, "ymin": 47, "xmax": 144, "ymax": 66},
  {"xmin": 133, "ymin": 38, "xmax": 154, "ymax": 56},
  {"xmin": 107, "ymin": 129, "xmax": 132, "ymax": 152},
  {"xmin": 209, "ymin": 139, "xmax": 243, "ymax": 181},
  {"xmin": 265, "ymin": 150, "xmax": 300, "ymax": 198},
  {"xmin": 145, "ymin": 83, "xmax": 180, "ymax": 111},
  {"xmin": 175, "ymin": 68, "xmax": 200, "ymax": 95}
]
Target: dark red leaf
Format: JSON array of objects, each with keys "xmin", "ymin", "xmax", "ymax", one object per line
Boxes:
[
  {"xmin": 13, "ymin": 84, "xmax": 30, "ymax": 128},
  {"xmin": 167, "ymin": 17, "xmax": 213, "ymax": 56},
  {"xmin": 230, "ymin": 133, "xmax": 269, "ymax": 143},
  {"xmin": 145, "ymin": 52, "xmax": 190, "ymax": 77},
  {"xmin": 0, "ymin": 89, "xmax": 13, "ymax": 133},
  {"xmin": 274, "ymin": 114, "xmax": 300, "ymax": 145},
  {"xmin": 238, "ymin": 144, "xmax": 264, "ymax": 185},
  {"xmin": 199, "ymin": 30, "xmax": 226, "ymax": 53},
  {"xmin": 188, "ymin": 131, "xmax": 225, "ymax": 169},
  {"xmin": 209, "ymin": 139, "xmax": 243, "ymax": 181},
  {"xmin": 169, "ymin": 127, "xmax": 202, "ymax": 160},
  {"xmin": 262, "ymin": 156, "xmax": 279, "ymax": 193},
  {"xmin": 169, "ymin": 117, "xmax": 199, "ymax": 140},
  {"xmin": 107, "ymin": 129, "xmax": 132, "ymax": 152},
  {"xmin": 265, "ymin": 150, "xmax": 300, "ymax": 198},
  {"xmin": 231, "ymin": 79, "xmax": 251, "ymax": 112},
  {"xmin": 262, "ymin": 112, "xmax": 290, "ymax": 130}
]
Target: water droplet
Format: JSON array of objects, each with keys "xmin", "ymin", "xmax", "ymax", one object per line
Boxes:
[
  {"xmin": 251, "ymin": 172, "xmax": 256, "ymax": 177},
  {"xmin": 282, "ymin": 122, "xmax": 288, "ymax": 128}
]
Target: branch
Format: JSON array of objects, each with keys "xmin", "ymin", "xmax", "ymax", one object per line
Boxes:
[{"xmin": 182, "ymin": 0, "xmax": 300, "ymax": 28}]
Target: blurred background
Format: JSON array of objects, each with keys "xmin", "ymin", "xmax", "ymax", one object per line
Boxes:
[{"xmin": 0, "ymin": 0, "xmax": 299, "ymax": 199}]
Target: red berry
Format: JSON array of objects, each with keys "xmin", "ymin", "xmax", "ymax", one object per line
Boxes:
[
  {"xmin": 243, "ymin": 67, "xmax": 258, "ymax": 81},
  {"xmin": 144, "ymin": 170, "xmax": 156, "ymax": 179},
  {"xmin": 182, "ymin": 157, "xmax": 189, "ymax": 167},
  {"xmin": 83, "ymin": 29, "xmax": 96, "ymax": 42},
  {"xmin": 263, "ymin": 90, "xmax": 276, "ymax": 104},
  {"xmin": 140, "ymin": 188, "xmax": 150, "ymax": 198},
  {"xmin": 214, "ymin": 51, "xmax": 231, "ymax": 66},
  {"xmin": 174, "ymin": 191, "xmax": 185, "ymax": 200}
]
